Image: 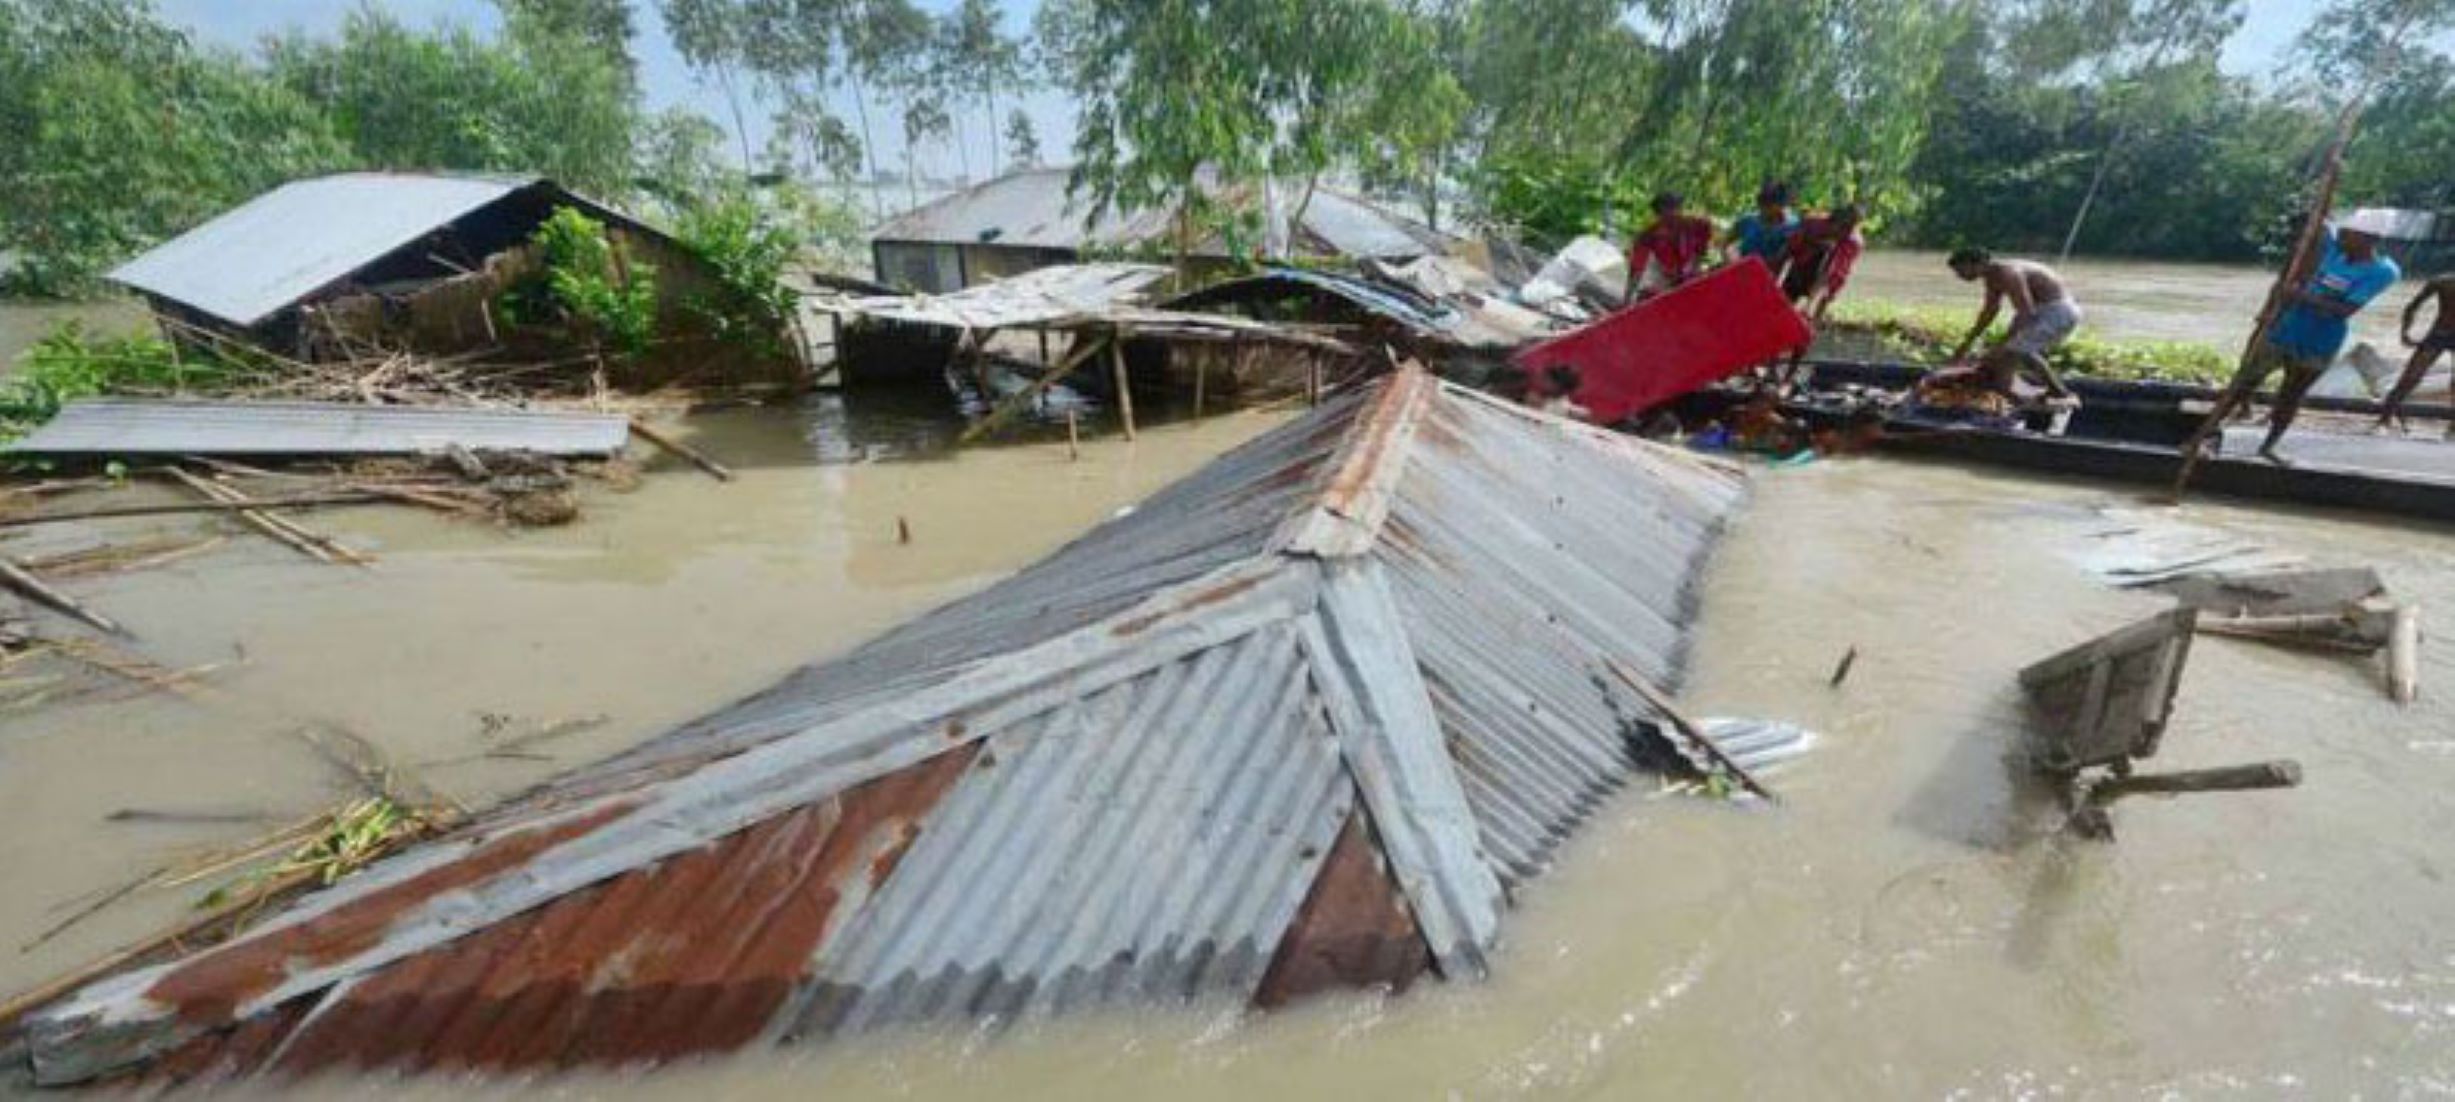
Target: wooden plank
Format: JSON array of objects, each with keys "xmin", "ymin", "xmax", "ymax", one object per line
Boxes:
[
  {"xmin": 627, "ymin": 418, "xmax": 735, "ymax": 482},
  {"xmin": 1110, "ymin": 339, "xmax": 1138, "ymax": 441},
  {"xmin": 957, "ymin": 334, "xmax": 1109, "ymax": 444},
  {"xmin": 0, "ymin": 558, "xmax": 126, "ymax": 636}
]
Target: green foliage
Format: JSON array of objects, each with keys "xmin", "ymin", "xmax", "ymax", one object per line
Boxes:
[
  {"xmin": 1004, "ymin": 108, "xmax": 1042, "ymax": 169},
  {"xmin": 1827, "ymin": 300, "xmax": 2234, "ymax": 384},
  {"xmin": 0, "ymin": 320, "xmax": 254, "ymax": 438},
  {"xmin": 0, "ymin": 0, "xmax": 347, "ymax": 295},
  {"xmin": 263, "ymin": 8, "xmax": 638, "ymax": 198},
  {"xmin": 522, "ymin": 207, "xmax": 660, "ymax": 361},
  {"xmin": 1038, "ymin": 0, "xmax": 1390, "ymax": 234},
  {"xmin": 675, "ymin": 192, "xmax": 800, "ymax": 358}
]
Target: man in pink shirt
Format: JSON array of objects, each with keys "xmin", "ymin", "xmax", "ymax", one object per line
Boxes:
[
  {"xmin": 1626, "ymin": 191, "xmax": 1715, "ymax": 302},
  {"xmin": 1779, "ymin": 203, "xmax": 1865, "ymax": 321}
]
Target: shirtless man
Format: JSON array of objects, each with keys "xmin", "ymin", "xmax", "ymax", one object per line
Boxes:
[
  {"xmin": 2374, "ymin": 273, "xmax": 2455, "ymax": 435},
  {"xmin": 1943, "ymin": 248, "xmax": 2079, "ymax": 401}
]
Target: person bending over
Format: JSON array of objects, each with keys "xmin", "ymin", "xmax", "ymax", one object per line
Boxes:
[
  {"xmin": 2375, "ymin": 273, "xmax": 2455, "ymax": 436},
  {"xmin": 1943, "ymin": 248, "xmax": 2080, "ymax": 402}
]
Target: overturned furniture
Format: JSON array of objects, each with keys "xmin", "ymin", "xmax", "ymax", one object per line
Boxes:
[
  {"xmin": 2156, "ymin": 566, "xmax": 2423, "ymax": 706},
  {"xmin": 2019, "ymin": 608, "xmax": 2302, "ymax": 840},
  {"xmin": 1513, "ymin": 259, "xmax": 1810, "ymax": 425},
  {"xmin": 8, "ymin": 368, "xmax": 1798, "ymax": 1089}
]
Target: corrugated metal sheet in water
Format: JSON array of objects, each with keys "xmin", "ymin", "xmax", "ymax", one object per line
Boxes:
[
  {"xmin": 790, "ymin": 623, "xmax": 1350, "ymax": 1037},
  {"xmin": 18, "ymin": 372, "xmax": 1771, "ymax": 1088},
  {"xmin": 107, "ymin": 173, "xmax": 536, "ymax": 327},
  {"xmin": 819, "ymin": 262, "xmax": 1169, "ymax": 330},
  {"xmin": 7, "ymin": 399, "xmax": 632, "ymax": 457}
]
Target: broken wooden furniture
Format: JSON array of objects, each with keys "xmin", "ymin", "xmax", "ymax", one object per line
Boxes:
[
  {"xmin": 2155, "ymin": 566, "xmax": 2422, "ymax": 705},
  {"xmin": 2019, "ymin": 608, "xmax": 2302, "ymax": 840}
]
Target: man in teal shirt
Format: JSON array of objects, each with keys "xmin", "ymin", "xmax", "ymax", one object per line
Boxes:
[
  {"xmin": 2240, "ymin": 216, "xmax": 2400, "ymax": 464},
  {"xmin": 1723, "ymin": 181, "xmax": 1799, "ymax": 269}
]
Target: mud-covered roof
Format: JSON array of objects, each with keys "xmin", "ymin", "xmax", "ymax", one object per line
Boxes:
[
  {"xmin": 14, "ymin": 369, "xmax": 1780, "ymax": 1089},
  {"xmin": 873, "ymin": 168, "xmax": 1452, "ymax": 261}
]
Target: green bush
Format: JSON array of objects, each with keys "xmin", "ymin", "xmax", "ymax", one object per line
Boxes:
[
  {"xmin": 675, "ymin": 194, "xmax": 797, "ymax": 359},
  {"xmin": 515, "ymin": 206, "xmax": 659, "ymax": 362},
  {"xmin": 1824, "ymin": 300, "xmax": 2232, "ymax": 386},
  {"xmin": 0, "ymin": 320, "xmax": 252, "ymax": 438}
]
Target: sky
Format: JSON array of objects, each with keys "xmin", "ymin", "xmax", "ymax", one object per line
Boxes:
[{"xmin": 155, "ymin": 0, "xmax": 2357, "ymax": 184}]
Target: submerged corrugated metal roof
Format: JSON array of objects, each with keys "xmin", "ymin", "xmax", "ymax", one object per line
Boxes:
[
  {"xmin": 7, "ymin": 399, "xmax": 632, "ymax": 458},
  {"xmin": 813, "ymin": 262, "xmax": 1170, "ymax": 330},
  {"xmin": 874, "ymin": 168, "xmax": 1450, "ymax": 261},
  {"xmin": 108, "ymin": 173, "xmax": 544, "ymax": 328},
  {"xmin": 15, "ymin": 368, "xmax": 1786, "ymax": 1089}
]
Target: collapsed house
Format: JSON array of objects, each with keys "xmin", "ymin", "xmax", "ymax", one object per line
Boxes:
[
  {"xmin": 10, "ymin": 368, "xmax": 1794, "ymax": 1089},
  {"xmin": 809, "ymin": 262, "xmax": 1369, "ymax": 398},
  {"xmin": 869, "ymin": 168, "xmax": 1456, "ymax": 293},
  {"xmin": 107, "ymin": 172, "xmax": 795, "ymax": 388}
]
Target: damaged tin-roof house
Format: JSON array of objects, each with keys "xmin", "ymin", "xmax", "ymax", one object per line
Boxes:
[
  {"xmin": 871, "ymin": 167, "xmax": 1457, "ymax": 293},
  {"xmin": 10, "ymin": 368, "xmax": 1802, "ymax": 1089},
  {"xmin": 109, "ymin": 172, "xmax": 797, "ymax": 388}
]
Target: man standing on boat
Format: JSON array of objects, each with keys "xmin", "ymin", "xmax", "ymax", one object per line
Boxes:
[
  {"xmin": 1627, "ymin": 191, "xmax": 1716, "ymax": 302},
  {"xmin": 1942, "ymin": 248, "xmax": 2081, "ymax": 403},
  {"xmin": 2373, "ymin": 272, "xmax": 2455, "ymax": 436},
  {"xmin": 2233, "ymin": 212, "xmax": 2401, "ymax": 464}
]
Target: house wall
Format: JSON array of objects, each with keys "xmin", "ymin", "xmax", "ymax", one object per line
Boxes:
[{"xmin": 294, "ymin": 224, "xmax": 804, "ymax": 390}]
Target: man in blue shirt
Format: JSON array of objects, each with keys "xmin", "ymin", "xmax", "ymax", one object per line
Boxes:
[
  {"xmin": 2238, "ymin": 216, "xmax": 2401, "ymax": 464},
  {"xmin": 1723, "ymin": 181, "xmax": 1799, "ymax": 270}
]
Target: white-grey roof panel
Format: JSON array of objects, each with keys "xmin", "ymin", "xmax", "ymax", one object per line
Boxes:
[
  {"xmin": 108, "ymin": 173, "xmax": 537, "ymax": 327},
  {"xmin": 6, "ymin": 398, "xmax": 630, "ymax": 457}
]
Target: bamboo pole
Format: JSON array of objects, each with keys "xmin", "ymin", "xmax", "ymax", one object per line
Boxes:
[
  {"xmin": 0, "ymin": 558, "xmax": 126, "ymax": 636},
  {"xmin": 627, "ymin": 418, "xmax": 735, "ymax": 482},
  {"xmin": 2389, "ymin": 603, "xmax": 2421, "ymax": 706},
  {"xmin": 0, "ymin": 494, "xmax": 390, "ymax": 529},
  {"xmin": 959, "ymin": 334, "xmax": 1109, "ymax": 444},
  {"xmin": 2173, "ymin": 14, "xmax": 2419, "ymax": 497},
  {"xmin": 165, "ymin": 468, "xmax": 368, "ymax": 566},
  {"xmin": 1110, "ymin": 337, "xmax": 1138, "ymax": 441}
]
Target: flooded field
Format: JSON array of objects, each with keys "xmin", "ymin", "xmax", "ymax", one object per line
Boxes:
[
  {"xmin": 3, "ymin": 388, "xmax": 2452, "ymax": 1097},
  {"xmin": 1848, "ymin": 249, "xmax": 2417, "ymax": 355}
]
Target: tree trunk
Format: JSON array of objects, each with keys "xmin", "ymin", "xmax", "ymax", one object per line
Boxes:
[
  {"xmin": 716, "ymin": 61, "xmax": 754, "ymax": 173},
  {"xmin": 848, "ymin": 74, "xmax": 885, "ymax": 221},
  {"xmin": 986, "ymin": 76, "xmax": 1002, "ymax": 173}
]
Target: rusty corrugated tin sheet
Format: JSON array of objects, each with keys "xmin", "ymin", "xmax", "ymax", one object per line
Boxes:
[{"xmin": 14, "ymin": 367, "xmax": 1781, "ymax": 1088}]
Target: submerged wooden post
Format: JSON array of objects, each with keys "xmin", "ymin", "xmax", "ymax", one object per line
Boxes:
[
  {"xmin": 2390, "ymin": 603, "xmax": 2422, "ymax": 705},
  {"xmin": 1193, "ymin": 353, "xmax": 1208, "ymax": 421},
  {"xmin": 1109, "ymin": 334, "xmax": 1137, "ymax": 441},
  {"xmin": 1066, "ymin": 408, "xmax": 1080, "ymax": 461}
]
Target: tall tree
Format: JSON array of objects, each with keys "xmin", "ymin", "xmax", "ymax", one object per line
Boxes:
[
  {"xmin": 1993, "ymin": 0, "xmax": 2249, "ymax": 258},
  {"xmin": 938, "ymin": 0, "xmax": 1023, "ymax": 180},
  {"xmin": 1004, "ymin": 107, "xmax": 1041, "ymax": 169},
  {"xmin": 901, "ymin": 95, "xmax": 951, "ymax": 205},
  {"xmin": 1038, "ymin": 0, "xmax": 1388, "ymax": 274},
  {"xmin": 496, "ymin": 0, "xmax": 639, "ymax": 94},
  {"xmin": 661, "ymin": 0, "xmax": 760, "ymax": 170},
  {"xmin": 843, "ymin": 0, "xmax": 932, "ymax": 213}
]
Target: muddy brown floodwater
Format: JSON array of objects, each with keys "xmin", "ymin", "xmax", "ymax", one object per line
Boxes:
[{"xmin": 7, "ymin": 390, "xmax": 2455, "ymax": 1098}]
